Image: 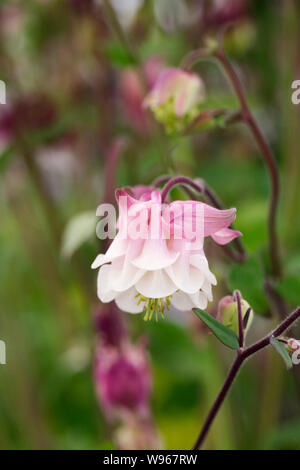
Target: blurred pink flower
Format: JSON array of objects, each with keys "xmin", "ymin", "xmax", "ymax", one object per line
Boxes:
[
  {"xmin": 94, "ymin": 341, "xmax": 151, "ymax": 418},
  {"xmin": 144, "ymin": 68, "xmax": 205, "ymax": 118},
  {"xmin": 217, "ymin": 294, "xmax": 253, "ymax": 335},
  {"xmin": 204, "ymin": 0, "xmax": 249, "ymax": 29},
  {"xmin": 94, "ymin": 304, "xmax": 127, "ymax": 347},
  {"xmin": 143, "ymin": 68, "xmax": 206, "ymax": 133},
  {"xmin": 119, "ymin": 57, "xmax": 165, "ymax": 134},
  {"xmin": 0, "ymin": 95, "xmax": 56, "ymax": 142},
  {"xmin": 92, "ymin": 187, "xmax": 241, "ymax": 318}
]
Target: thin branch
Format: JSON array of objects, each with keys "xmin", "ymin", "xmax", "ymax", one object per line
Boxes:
[
  {"xmin": 234, "ymin": 290, "xmax": 244, "ymax": 348},
  {"xmin": 214, "ymin": 47, "xmax": 281, "ymax": 278},
  {"xmin": 160, "ymin": 176, "xmax": 246, "ymax": 263},
  {"xmin": 192, "ymin": 306, "xmax": 300, "ymax": 449}
]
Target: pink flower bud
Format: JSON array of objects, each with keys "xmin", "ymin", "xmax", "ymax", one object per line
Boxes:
[
  {"xmin": 217, "ymin": 295, "xmax": 253, "ymax": 335},
  {"xmin": 119, "ymin": 57, "xmax": 165, "ymax": 134},
  {"xmin": 287, "ymin": 338, "xmax": 300, "ymax": 353},
  {"xmin": 144, "ymin": 68, "xmax": 205, "ymax": 134}
]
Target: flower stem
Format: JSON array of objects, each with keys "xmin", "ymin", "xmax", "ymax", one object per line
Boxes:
[
  {"xmin": 101, "ymin": 0, "xmax": 137, "ymax": 64},
  {"xmin": 214, "ymin": 48, "xmax": 281, "ymax": 278},
  {"xmin": 192, "ymin": 306, "xmax": 300, "ymax": 449},
  {"xmin": 160, "ymin": 175, "xmax": 246, "ymax": 263},
  {"xmin": 192, "ymin": 353, "xmax": 244, "ymax": 450},
  {"xmin": 181, "ymin": 46, "xmax": 282, "ymax": 278},
  {"xmin": 233, "ymin": 290, "xmax": 244, "ymax": 348}
]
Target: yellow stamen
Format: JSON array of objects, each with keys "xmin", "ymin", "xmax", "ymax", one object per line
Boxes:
[{"xmin": 136, "ymin": 293, "xmax": 172, "ymax": 321}]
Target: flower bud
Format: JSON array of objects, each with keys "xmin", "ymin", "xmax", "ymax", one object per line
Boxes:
[
  {"xmin": 94, "ymin": 342, "xmax": 152, "ymax": 419},
  {"xmin": 286, "ymin": 338, "xmax": 300, "ymax": 354},
  {"xmin": 217, "ymin": 295, "xmax": 253, "ymax": 335},
  {"xmin": 143, "ymin": 68, "xmax": 205, "ymax": 134}
]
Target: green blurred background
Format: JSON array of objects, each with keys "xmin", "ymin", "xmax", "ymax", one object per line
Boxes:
[{"xmin": 1, "ymin": 0, "xmax": 300, "ymax": 450}]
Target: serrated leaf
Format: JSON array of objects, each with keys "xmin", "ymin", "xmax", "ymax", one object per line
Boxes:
[
  {"xmin": 193, "ymin": 308, "xmax": 239, "ymax": 350},
  {"xmin": 270, "ymin": 336, "xmax": 292, "ymax": 370}
]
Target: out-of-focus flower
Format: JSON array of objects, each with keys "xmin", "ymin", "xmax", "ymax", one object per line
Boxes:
[
  {"xmin": 144, "ymin": 68, "xmax": 205, "ymax": 134},
  {"xmin": 203, "ymin": 1, "xmax": 254, "ymax": 55},
  {"xmin": 98, "ymin": 0, "xmax": 144, "ymax": 30},
  {"xmin": 286, "ymin": 338, "xmax": 300, "ymax": 354},
  {"xmin": 92, "ymin": 187, "xmax": 241, "ymax": 318},
  {"xmin": 217, "ymin": 295, "xmax": 253, "ymax": 335},
  {"xmin": 94, "ymin": 305, "xmax": 127, "ymax": 347},
  {"xmin": 0, "ymin": 5, "xmax": 24, "ymax": 34},
  {"xmin": 94, "ymin": 341, "xmax": 151, "ymax": 418},
  {"xmin": 0, "ymin": 96, "xmax": 57, "ymax": 143},
  {"xmin": 119, "ymin": 56, "xmax": 165, "ymax": 134},
  {"xmin": 68, "ymin": 0, "xmax": 95, "ymax": 15},
  {"xmin": 204, "ymin": 0, "xmax": 249, "ymax": 29},
  {"xmin": 115, "ymin": 417, "xmax": 162, "ymax": 450},
  {"xmin": 119, "ymin": 69, "xmax": 148, "ymax": 134},
  {"xmin": 153, "ymin": 0, "xmax": 202, "ymax": 33}
]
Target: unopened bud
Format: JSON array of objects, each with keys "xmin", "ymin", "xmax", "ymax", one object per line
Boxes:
[
  {"xmin": 144, "ymin": 68, "xmax": 205, "ymax": 135},
  {"xmin": 217, "ymin": 295, "xmax": 253, "ymax": 335},
  {"xmin": 286, "ymin": 338, "xmax": 300, "ymax": 354}
]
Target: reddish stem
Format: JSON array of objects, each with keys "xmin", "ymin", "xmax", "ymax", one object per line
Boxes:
[
  {"xmin": 234, "ymin": 290, "xmax": 244, "ymax": 348},
  {"xmin": 192, "ymin": 306, "xmax": 300, "ymax": 450},
  {"xmin": 214, "ymin": 48, "xmax": 281, "ymax": 278}
]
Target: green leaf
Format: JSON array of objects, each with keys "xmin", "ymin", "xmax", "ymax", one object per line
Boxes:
[
  {"xmin": 104, "ymin": 42, "xmax": 135, "ymax": 68},
  {"xmin": 229, "ymin": 256, "xmax": 268, "ymax": 314},
  {"xmin": 193, "ymin": 308, "xmax": 239, "ymax": 350},
  {"xmin": 276, "ymin": 275, "xmax": 300, "ymax": 306},
  {"xmin": 270, "ymin": 336, "xmax": 292, "ymax": 370},
  {"xmin": 61, "ymin": 211, "xmax": 97, "ymax": 259},
  {"xmin": 0, "ymin": 146, "xmax": 14, "ymax": 174}
]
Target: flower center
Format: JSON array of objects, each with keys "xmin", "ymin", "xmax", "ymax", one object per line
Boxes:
[{"xmin": 135, "ymin": 293, "xmax": 172, "ymax": 321}]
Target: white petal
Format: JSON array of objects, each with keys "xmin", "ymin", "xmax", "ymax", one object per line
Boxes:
[
  {"xmin": 190, "ymin": 291, "xmax": 208, "ymax": 309},
  {"xmin": 132, "ymin": 238, "xmax": 179, "ymax": 271},
  {"xmin": 189, "ymin": 253, "xmax": 217, "ymax": 285},
  {"xmin": 170, "ymin": 291, "xmax": 195, "ymax": 311},
  {"xmin": 171, "ymin": 290, "xmax": 208, "ymax": 312},
  {"xmin": 201, "ymin": 279, "xmax": 213, "ymax": 302},
  {"xmin": 97, "ymin": 265, "xmax": 117, "ymax": 303},
  {"xmin": 166, "ymin": 252, "xmax": 205, "ymax": 294},
  {"xmin": 110, "ymin": 239, "xmax": 145, "ymax": 292},
  {"xmin": 91, "ymin": 233, "xmax": 128, "ymax": 269},
  {"xmin": 135, "ymin": 269, "xmax": 176, "ymax": 298},
  {"xmin": 115, "ymin": 287, "xmax": 145, "ymax": 314}
]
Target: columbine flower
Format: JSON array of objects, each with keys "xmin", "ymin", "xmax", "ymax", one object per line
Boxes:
[
  {"xmin": 92, "ymin": 187, "xmax": 241, "ymax": 320},
  {"xmin": 143, "ymin": 68, "xmax": 205, "ymax": 134},
  {"xmin": 217, "ymin": 295, "xmax": 253, "ymax": 335},
  {"xmin": 94, "ymin": 342, "xmax": 151, "ymax": 418}
]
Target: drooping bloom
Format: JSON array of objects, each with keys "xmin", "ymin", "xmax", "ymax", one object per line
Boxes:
[
  {"xmin": 92, "ymin": 187, "xmax": 241, "ymax": 319},
  {"xmin": 143, "ymin": 68, "xmax": 205, "ymax": 134}
]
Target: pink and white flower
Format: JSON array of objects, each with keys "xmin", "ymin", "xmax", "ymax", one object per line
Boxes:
[
  {"xmin": 143, "ymin": 68, "xmax": 205, "ymax": 134},
  {"xmin": 92, "ymin": 187, "xmax": 241, "ymax": 319}
]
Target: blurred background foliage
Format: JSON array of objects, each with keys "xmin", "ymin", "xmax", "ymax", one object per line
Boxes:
[{"xmin": 0, "ymin": 0, "xmax": 300, "ymax": 450}]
